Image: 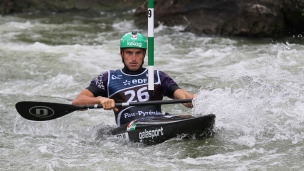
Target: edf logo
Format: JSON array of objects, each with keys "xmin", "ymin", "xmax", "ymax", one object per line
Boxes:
[{"xmin": 132, "ymin": 78, "xmax": 147, "ymax": 84}]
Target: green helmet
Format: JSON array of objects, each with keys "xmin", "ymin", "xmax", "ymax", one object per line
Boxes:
[{"xmin": 120, "ymin": 31, "xmax": 147, "ymax": 49}]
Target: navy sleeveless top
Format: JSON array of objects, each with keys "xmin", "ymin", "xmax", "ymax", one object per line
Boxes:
[{"xmin": 89, "ymin": 68, "xmax": 178, "ymax": 126}]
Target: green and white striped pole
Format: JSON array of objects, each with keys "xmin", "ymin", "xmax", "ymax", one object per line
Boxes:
[{"xmin": 148, "ymin": 0, "xmax": 154, "ymax": 95}]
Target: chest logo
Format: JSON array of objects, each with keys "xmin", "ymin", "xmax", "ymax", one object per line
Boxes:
[
  {"xmin": 132, "ymin": 78, "xmax": 148, "ymax": 84},
  {"xmin": 111, "ymin": 75, "xmax": 122, "ymax": 80}
]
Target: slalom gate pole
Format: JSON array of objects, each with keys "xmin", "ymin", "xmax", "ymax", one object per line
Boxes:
[{"xmin": 148, "ymin": 0, "xmax": 154, "ymax": 95}]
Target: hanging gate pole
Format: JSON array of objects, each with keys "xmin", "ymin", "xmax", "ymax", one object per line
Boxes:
[{"xmin": 148, "ymin": 0, "xmax": 154, "ymax": 95}]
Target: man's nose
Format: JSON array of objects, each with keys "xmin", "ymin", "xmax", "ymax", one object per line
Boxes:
[{"xmin": 131, "ymin": 54, "xmax": 137, "ymax": 60}]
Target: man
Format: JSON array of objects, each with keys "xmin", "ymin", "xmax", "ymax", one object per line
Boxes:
[{"xmin": 72, "ymin": 31, "xmax": 195, "ymax": 126}]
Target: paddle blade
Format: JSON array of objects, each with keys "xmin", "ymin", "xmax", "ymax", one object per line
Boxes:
[{"xmin": 15, "ymin": 101, "xmax": 83, "ymax": 121}]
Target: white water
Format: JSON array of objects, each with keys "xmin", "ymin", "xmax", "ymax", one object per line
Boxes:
[{"xmin": 1, "ymin": 12, "xmax": 304, "ymax": 170}]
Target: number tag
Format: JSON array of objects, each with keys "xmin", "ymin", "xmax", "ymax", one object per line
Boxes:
[{"xmin": 124, "ymin": 87, "xmax": 149, "ymax": 103}]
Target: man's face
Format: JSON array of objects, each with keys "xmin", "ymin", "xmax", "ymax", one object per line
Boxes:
[{"xmin": 121, "ymin": 48, "xmax": 146, "ymax": 71}]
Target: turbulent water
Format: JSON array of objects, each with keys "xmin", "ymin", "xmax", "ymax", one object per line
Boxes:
[{"xmin": 1, "ymin": 11, "xmax": 304, "ymax": 171}]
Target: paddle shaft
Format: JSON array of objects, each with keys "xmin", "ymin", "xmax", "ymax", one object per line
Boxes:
[
  {"xmin": 61, "ymin": 98, "xmax": 193, "ymax": 109},
  {"xmin": 57, "ymin": 98, "xmax": 193, "ymax": 109}
]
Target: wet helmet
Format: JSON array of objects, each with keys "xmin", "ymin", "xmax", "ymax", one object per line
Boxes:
[{"xmin": 120, "ymin": 31, "xmax": 147, "ymax": 49}]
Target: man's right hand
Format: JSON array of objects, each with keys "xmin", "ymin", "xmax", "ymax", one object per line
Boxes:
[
  {"xmin": 98, "ymin": 97, "xmax": 115, "ymax": 110},
  {"xmin": 98, "ymin": 97, "xmax": 118, "ymax": 112}
]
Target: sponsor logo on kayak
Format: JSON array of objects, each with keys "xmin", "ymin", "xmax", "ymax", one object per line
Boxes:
[
  {"xmin": 29, "ymin": 106, "xmax": 54, "ymax": 118},
  {"xmin": 127, "ymin": 120, "xmax": 137, "ymax": 131},
  {"xmin": 115, "ymin": 133, "xmax": 129, "ymax": 139},
  {"xmin": 124, "ymin": 110, "xmax": 163, "ymax": 118},
  {"xmin": 138, "ymin": 127, "xmax": 164, "ymax": 142},
  {"xmin": 127, "ymin": 41, "xmax": 142, "ymax": 48},
  {"xmin": 138, "ymin": 111, "xmax": 163, "ymax": 116}
]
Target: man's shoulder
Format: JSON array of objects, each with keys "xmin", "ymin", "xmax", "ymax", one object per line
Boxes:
[
  {"xmin": 109, "ymin": 69, "xmax": 123, "ymax": 74},
  {"xmin": 157, "ymin": 70, "xmax": 170, "ymax": 77}
]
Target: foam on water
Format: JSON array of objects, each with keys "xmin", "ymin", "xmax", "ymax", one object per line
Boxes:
[{"xmin": 193, "ymin": 73, "xmax": 304, "ymax": 149}]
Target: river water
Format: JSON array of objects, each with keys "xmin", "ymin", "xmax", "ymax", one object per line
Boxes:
[{"xmin": 0, "ymin": 11, "xmax": 303, "ymax": 171}]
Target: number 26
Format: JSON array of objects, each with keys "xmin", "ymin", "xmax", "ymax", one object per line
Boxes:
[{"xmin": 124, "ymin": 87, "xmax": 149, "ymax": 102}]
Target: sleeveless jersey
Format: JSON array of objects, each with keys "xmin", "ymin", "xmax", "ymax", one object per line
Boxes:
[{"xmin": 108, "ymin": 69, "xmax": 164, "ymax": 126}]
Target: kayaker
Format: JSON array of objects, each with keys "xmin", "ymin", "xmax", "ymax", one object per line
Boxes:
[{"xmin": 72, "ymin": 31, "xmax": 195, "ymax": 126}]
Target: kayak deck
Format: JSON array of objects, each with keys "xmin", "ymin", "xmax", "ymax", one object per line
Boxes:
[{"xmin": 111, "ymin": 114, "xmax": 216, "ymax": 145}]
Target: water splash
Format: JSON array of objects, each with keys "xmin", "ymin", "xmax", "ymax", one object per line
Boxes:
[{"xmin": 193, "ymin": 75, "xmax": 304, "ymax": 148}]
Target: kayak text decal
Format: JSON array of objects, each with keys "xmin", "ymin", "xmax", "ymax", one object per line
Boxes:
[
  {"xmin": 124, "ymin": 110, "xmax": 163, "ymax": 119},
  {"xmin": 139, "ymin": 127, "xmax": 164, "ymax": 142},
  {"xmin": 115, "ymin": 133, "xmax": 129, "ymax": 139}
]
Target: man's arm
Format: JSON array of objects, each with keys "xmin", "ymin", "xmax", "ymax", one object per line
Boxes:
[
  {"xmin": 173, "ymin": 89, "xmax": 196, "ymax": 108},
  {"xmin": 158, "ymin": 70, "xmax": 196, "ymax": 108},
  {"xmin": 72, "ymin": 89, "xmax": 116, "ymax": 110},
  {"xmin": 72, "ymin": 89, "xmax": 102, "ymax": 105}
]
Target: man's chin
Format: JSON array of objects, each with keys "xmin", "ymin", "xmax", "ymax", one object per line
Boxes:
[
  {"xmin": 129, "ymin": 67, "xmax": 140, "ymax": 71},
  {"xmin": 128, "ymin": 65, "xmax": 140, "ymax": 71}
]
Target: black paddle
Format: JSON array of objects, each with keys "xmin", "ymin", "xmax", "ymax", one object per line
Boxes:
[{"xmin": 15, "ymin": 99, "xmax": 192, "ymax": 121}]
